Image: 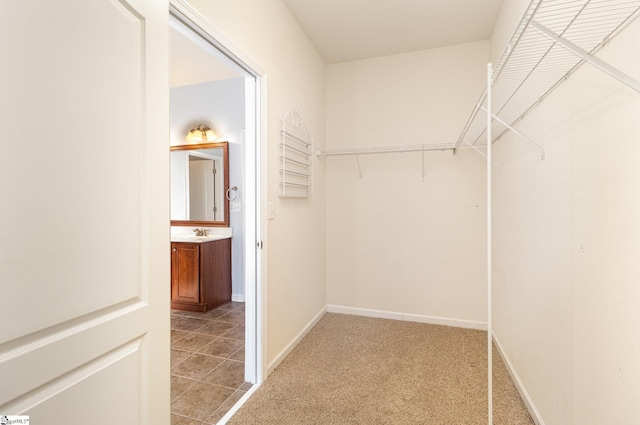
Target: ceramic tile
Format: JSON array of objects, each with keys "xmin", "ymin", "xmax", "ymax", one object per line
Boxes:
[
  {"xmin": 198, "ymin": 337, "xmax": 244, "ymax": 359},
  {"xmin": 218, "ymin": 301, "xmax": 243, "ymax": 311},
  {"xmin": 171, "ymin": 353, "xmax": 225, "ymax": 380},
  {"xmin": 204, "ymin": 389, "xmax": 246, "ymax": 424},
  {"xmin": 172, "ymin": 310, "xmax": 205, "ymax": 319},
  {"xmin": 171, "ymin": 329, "xmax": 190, "ymax": 344},
  {"xmin": 218, "ymin": 310, "xmax": 244, "ymax": 324},
  {"xmin": 229, "ymin": 302, "xmax": 245, "ymax": 311},
  {"xmin": 216, "ymin": 302, "xmax": 234, "ymax": 311},
  {"xmin": 173, "ymin": 333, "xmax": 217, "ymax": 352},
  {"xmin": 171, "ymin": 414, "xmax": 203, "ymax": 425},
  {"xmin": 229, "ymin": 345, "xmax": 245, "ymax": 362},
  {"xmin": 239, "ymin": 382, "xmax": 253, "ymax": 391},
  {"xmin": 172, "ymin": 382, "xmax": 235, "ymax": 421},
  {"xmin": 203, "ymin": 409, "xmax": 226, "ymax": 424},
  {"xmin": 196, "ymin": 320, "xmax": 238, "ymax": 337},
  {"xmin": 200, "ymin": 308, "xmax": 232, "ymax": 320},
  {"xmin": 223, "ymin": 325, "xmax": 245, "ymax": 340},
  {"xmin": 171, "ymin": 316, "xmax": 209, "ymax": 332},
  {"xmin": 171, "ymin": 302, "xmax": 246, "ymax": 423},
  {"xmin": 202, "ymin": 359, "xmax": 246, "ymax": 389},
  {"xmin": 171, "ymin": 376, "xmax": 197, "ymax": 401},
  {"xmin": 171, "ymin": 350, "xmax": 192, "ymax": 367}
]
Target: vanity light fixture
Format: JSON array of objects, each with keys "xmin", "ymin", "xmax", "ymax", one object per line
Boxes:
[{"xmin": 186, "ymin": 124, "xmax": 217, "ymax": 143}]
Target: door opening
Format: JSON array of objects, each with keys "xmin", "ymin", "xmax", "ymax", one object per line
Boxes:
[{"xmin": 168, "ymin": 3, "xmax": 265, "ymax": 419}]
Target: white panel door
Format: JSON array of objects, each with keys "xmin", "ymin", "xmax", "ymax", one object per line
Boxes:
[
  {"xmin": 0, "ymin": 1, "xmax": 170, "ymax": 424},
  {"xmin": 189, "ymin": 159, "xmax": 215, "ymax": 221}
]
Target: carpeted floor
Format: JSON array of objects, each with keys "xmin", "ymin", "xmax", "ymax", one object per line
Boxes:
[{"xmin": 227, "ymin": 313, "xmax": 534, "ymax": 425}]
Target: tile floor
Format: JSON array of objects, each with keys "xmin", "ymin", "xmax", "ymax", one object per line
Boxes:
[{"xmin": 171, "ymin": 301, "xmax": 251, "ymax": 425}]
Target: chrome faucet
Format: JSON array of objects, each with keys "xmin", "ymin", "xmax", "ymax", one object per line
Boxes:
[{"xmin": 193, "ymin": 228, "xmax": 208, "ymax": 236}]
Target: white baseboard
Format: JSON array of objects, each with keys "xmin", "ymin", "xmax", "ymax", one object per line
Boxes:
[
  {"xmin": 267, "ymin": 305, "xmax": 327, "ymax": 375},
  {"xmin": 231, "ymin": 294, "xmax": 245, "ymax": 302},
  {"xmin": 326, "ymin": 304, "xmax": 487, "ymax": 331},
  {"xmin": 492, "ymin": 332, "xmax": 546, "ymax": 425}
]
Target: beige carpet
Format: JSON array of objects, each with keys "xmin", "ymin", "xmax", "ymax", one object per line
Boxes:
[{"xmin": 228, "ymin": 313, "xmax": 534, "ymax": 425}]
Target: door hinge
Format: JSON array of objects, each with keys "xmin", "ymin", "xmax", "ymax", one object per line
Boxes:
[{"xmin": 257, "ymin": 241, "xmax": 263, "ymax": 249}]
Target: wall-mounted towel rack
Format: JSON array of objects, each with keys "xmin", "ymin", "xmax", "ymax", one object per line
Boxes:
[
  {"xmin": 457, "ymin": 0, "xmax": 640, "ymax": 157},
  {"xmin": 278, "ymin": 107, "xmax": 313, "ymax": 198}
]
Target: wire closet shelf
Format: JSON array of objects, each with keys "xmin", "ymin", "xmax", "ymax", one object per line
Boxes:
[
  {"xmin": 318, "ymin": 143, "xmax": 454, "ymax": 157},
  {"xmin": 457, "ymin": 0, "xmax": 640, "ymax": 153},
  {"xmin": 317, "ymin": 0, "xmax": 640, "ymax": 170}
]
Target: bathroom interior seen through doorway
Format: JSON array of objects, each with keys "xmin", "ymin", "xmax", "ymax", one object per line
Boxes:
[{"xmin": 168, "ymin": 5, "xmax": 263, "ymax": 422}]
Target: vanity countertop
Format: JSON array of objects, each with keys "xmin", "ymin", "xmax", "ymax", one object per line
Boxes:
[
  {"xmin": 171, "ymin": 226, "xmax": 232, "ymax": 243},
  {"xmin": 171, "ymin": 234, "xmax": 231, "ymax": 243}
]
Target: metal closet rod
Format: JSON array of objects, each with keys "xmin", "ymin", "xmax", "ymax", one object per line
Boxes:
[
  {"xmin": 318, "ymin": 143, "xmax": 462, "ymax": 181},
  {"xmin": 317, "ymin": 143, "xmax": 455, "ymax": 157}
]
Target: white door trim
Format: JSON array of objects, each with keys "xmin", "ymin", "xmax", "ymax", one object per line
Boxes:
[{"xmin": 169, "ymin": 0, "xmax": 267, "ymax": 385}]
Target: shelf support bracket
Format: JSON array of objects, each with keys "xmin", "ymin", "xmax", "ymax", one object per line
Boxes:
[
  {"xmin": 355, "ymin": 154, "xmax": 363, "ymax": 180},
  {"xmin": 481, "ymin": 107, "xmax": 545, "ymax": 160},
  {"xmin": 463, "ymin": 139, "xmax": 503, "ymax": 172},
  {"xmin": 531, "ymin": 20, "xmax": 640, "ymax": 94}
]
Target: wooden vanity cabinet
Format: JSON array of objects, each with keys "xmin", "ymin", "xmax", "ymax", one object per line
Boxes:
[{"xmin": 171, "ymin": 238, "xmax": 231, "ymax": 312}]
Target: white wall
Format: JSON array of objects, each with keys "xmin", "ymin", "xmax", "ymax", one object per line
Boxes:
[
  {"xmin": 490, "ymin": 0, "xmax": 529, "ymax": 64},
  {"xmin": 325, "ymin": 42, "xmax": 489, "ymax": 325},
  {"xmin": 491, "ymin": 2, "xmax": 640, "ymax": 423},
  {"xmin": 187, "ymin": 0, "xmax": 327, "ymax": 369},
  {"xmin": 170, "ymin": 78, "xmax": 247, "ymax": 298},
  {"xmin": 170, "ymin": 78, "xmax": 245, "ymax": 147}
]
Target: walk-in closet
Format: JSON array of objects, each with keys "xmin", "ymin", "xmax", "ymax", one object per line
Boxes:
[
  {"xmin": 4, "ymin": 1, "xmax": 640, "ymax": 424},
  {"xmin": 320, "ymin": 0, "xmax": 640, "ymax": 423}
]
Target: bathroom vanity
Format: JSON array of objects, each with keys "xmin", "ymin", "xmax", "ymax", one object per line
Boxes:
[
  {"xmin": 169, "ymin": 141, "xmax": 233, "ymax": 312},
  {"xmin": 170, "ymin": 236, "xmax": 231, "ymax": 312}
]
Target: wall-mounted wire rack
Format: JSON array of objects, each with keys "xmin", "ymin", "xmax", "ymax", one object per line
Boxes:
[
  {"xmin": 278, "ymin": 107, "xmax": 313, "ymax": 198},
  {"xmin": 457, "ymin": 0, "xmax": 640, "ymax": 157},
  {"xmin": 470, "ymin": 1, "xmax": 640, "ymax": 423},
  {"xmin": 318, "ymin": 0, "xmax": 640, "ymax": 178},
  {"xmin": 317, "ymin": 143, "xmax": 455, "ymax": 179},
  {"xmin": 318, "ymin": 143, "xmax": 453, "ymax": 157}
]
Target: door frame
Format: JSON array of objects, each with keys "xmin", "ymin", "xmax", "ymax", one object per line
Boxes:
[{"xmin": 169, "ymin": 0, "xmax": 267, "ymax": 385}]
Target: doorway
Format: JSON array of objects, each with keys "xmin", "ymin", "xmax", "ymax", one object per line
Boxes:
[{"xmin": 168, "ymin": 4, "xmax": 264, "ymax": 423}]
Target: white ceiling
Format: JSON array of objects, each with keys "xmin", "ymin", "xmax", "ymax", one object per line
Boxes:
[
  {"xmin": 170, "ymin": 0, "xmax": 504, "ymax": 85},
  {"xmin": 281, "ymin": 0, "xmax": 505, "ymax": 64},
  {"xmin": 170, "ymin": 24, "xmax": 242, "ymax": 88}
]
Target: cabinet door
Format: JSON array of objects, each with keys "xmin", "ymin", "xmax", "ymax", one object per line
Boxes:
[
  {"xmin": 200, "ymin": 238, "xmax": 232, "ymax": 309},
  {"xmin": 171, "ymin": 243, "xmax": 200, "ymax": 304},
  {"xmin": 213, "ymin": 238, "xmax": 232, "ymax": 304}
]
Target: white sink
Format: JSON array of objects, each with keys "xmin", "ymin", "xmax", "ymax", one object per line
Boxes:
[
  {"xmin": 171, "ymin": 234, "xmax": 229, "ymax": 242},
  {"xmin": 170, "ymin": 227, "xmax": 232, "ymax": 243}
]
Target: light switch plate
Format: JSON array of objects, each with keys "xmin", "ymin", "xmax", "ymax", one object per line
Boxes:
[
  {"xmin": 268, "ymin": 202, "xmax": 275, "ymax": 220},
  {"xmin": 230, "ymin": 202, "xmax": 241, "ymax": 213}
]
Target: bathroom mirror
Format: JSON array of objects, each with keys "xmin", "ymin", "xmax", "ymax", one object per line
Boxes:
[{"xmin": 170, "ymin": 141, "xmax": 229, "ymax": 227}]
